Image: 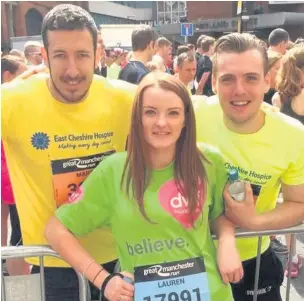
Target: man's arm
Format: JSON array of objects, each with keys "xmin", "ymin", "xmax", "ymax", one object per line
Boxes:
[
  {"xmin": 253, "ymin": 183, "xmax": 304, "ymax": 230},
  {"xmin": 224, "ymin": 182, "xmax": 304, "ymax": 231},
  {"xmin": 195, "ymin": 72, "xmax": 210, "ymax": 95}
]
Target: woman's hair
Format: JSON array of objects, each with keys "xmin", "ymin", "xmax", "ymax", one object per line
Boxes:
[
  {"xmin": 276, "ymin": 46, "xmax": 304, "ymax": 101},
  {"xmin": 1, "ymin": 55, "xmax": 25, "ymax": 83},
  {"xmin": 268, "ymin": 51, "xmax": 282, "ymax": 71},
  {"xmin": 121, "ymin": 72, "xmax": 209, "ymax": 227}
]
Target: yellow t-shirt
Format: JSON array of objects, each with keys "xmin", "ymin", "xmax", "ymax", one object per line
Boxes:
[
  {"xmin": 1, "ymin": 74, "xmax": 134, "ymax": 267},
  {"xmin": 194, "ymin": 98, "xmax": 304, "ymax": 261}
]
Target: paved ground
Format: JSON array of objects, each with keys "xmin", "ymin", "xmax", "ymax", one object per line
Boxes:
[{"xmin": 279, "ymin": 233, "xmax": 304, "ymax": 301}]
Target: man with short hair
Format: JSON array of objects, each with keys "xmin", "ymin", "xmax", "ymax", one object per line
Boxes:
[
  {"xmin": 268, "ymin": 28, "xmax": 290, "ymax": 55},
  {"xmin": 176, "ymin": 52, "xmax": 197, "ymax": 92},
  {"xmin": 196, "ymin": 36, "xmax": 215, "ymax": 96},
  {"xmin": 118, "ymin": 25, "xmax": 158, "ymax": 84},
  {"xmin": 24, "ymin": 41, "xmax": 43, "ymax": 66},
  {"xmin": 195, "ymin": 33, "xmax": 304, "ymax": 301},
  {"xmin": 2, "ymin": 4, "xmax": 134, "ymax": 301},
  {"xmin": 195, "ymin": 34, "xmax": 208, "ymax": 62},
  {"xmin": 153, "ymin": 37, "xmax": 172, "ymax": 72}
]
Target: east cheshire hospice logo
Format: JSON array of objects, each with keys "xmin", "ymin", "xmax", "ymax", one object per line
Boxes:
[{"xmin": 31, "ymin": 132, "xmax": 50, "ymax": 150}]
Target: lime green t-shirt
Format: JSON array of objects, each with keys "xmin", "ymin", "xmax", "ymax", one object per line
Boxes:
[
  {"xmin": 56, "ymin": 144, "xmax": 233, "ymax": 301},
  {"xmin": 195, "ymin": 99, "xmax": 304, "ymax": 261}
]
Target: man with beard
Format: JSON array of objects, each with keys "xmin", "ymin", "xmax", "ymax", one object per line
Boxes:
[{"xmin": 1, "ymin": 4, "xmax": 133, "ymax": 301}]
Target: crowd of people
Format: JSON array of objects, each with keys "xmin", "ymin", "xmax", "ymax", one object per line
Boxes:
[{"xmin": 1, "ymin": 3, "xmax": 304, "ymax": 301}]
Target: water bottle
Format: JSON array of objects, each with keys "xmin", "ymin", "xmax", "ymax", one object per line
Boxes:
[{"xmin": 228, "ymin": 169, "xmax": 245, "ymax": 202}]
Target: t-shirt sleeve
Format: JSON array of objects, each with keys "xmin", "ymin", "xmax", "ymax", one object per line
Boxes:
[
  {"xmin": 281, "ymin": 131, "xmax": 304, "ymax": 185},
  {"xmin": 56, "ymin": 158, "xmax": 114, "ymax": 237},
  {"xmin": 201, "ymin": 144, "xmax": 227, "ymax": 221}
]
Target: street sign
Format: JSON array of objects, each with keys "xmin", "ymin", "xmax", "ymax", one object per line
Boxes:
[{"xmin": 180, "ymin": 23, "xmax": 194, "ymax": 37}]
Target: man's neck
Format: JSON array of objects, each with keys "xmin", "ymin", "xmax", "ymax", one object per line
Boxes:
[
  {"xmin": 223, "ymin": 110, "xmax": 265, "ymax": 134},
  {"xmin": 132, "ymin": 51, "xmax": 150, "ymax": 65},
  {"xmin": 196, "ymin": 49, "xmax": 203, "ymax": 55},
  {"xmin": 202, "ymin": 52, "xmax": 210, "ymax": 57}
]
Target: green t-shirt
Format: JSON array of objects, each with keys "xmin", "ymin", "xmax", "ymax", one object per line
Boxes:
[
  {"xmin": 56, "ymin": 144, "xmax": 233, "ymax": 301},
  {"xmin": 195, "ymin": 99, "xmax": 304, "ymax": 261}
]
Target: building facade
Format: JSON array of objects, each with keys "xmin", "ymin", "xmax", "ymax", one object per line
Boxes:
[
  {"xmin": 160, "ymin": 1, "xmax": 304, "ymax": 43},
  {"xmin": 89, "ymin": 1, "xmax": 155, "ymax": 26},
  {"xmin": 1, "ymin": 1, "xmax": 88, "ymax": 51}
]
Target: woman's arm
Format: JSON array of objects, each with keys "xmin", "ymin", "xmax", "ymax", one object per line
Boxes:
[
  {"xmin": 45, "ymin": 216, "xmax": 134, "ymax": 301},
  {"xmin": 210, "ymin": 215, "xmax": 243, "ymax": 284}
]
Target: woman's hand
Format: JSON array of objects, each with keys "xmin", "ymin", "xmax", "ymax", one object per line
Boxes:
[
  {"xmin": 104, "ymin": 271, "xmax": 135, "ymax": 301},
  {"xmin": 217, "ymin": 237, "xmax": 244, "ymax": 284}
]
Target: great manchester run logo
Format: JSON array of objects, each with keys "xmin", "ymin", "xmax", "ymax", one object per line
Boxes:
[{"xmin": 31, "ymin": 132, "xmax": 50, "ymax": 150}]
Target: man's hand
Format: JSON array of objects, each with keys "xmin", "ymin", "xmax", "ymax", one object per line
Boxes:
[{"xmin": 224, "ymin": 182, "xmax": 260, "ymax": 230}]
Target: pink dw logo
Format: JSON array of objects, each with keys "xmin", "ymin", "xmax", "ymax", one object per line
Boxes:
[
  {"xmin": 158, "ymin": 179, "xmax": 204, "ymax": 229},
  {"xmin": 68, "ymin": 186, "xmax": 84, "ymax": 204}
]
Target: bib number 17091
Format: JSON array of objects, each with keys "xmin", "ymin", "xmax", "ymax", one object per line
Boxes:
[{"xmin": 143, "ymin": 288, "xmax": 202, "ymax": 301}]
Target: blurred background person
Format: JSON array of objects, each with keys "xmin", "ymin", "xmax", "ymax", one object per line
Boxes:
[
  {"xmin": 264, "ymin": 52, "xmax": 282, "ymax": 105},
  {"xmin": 187, "ymin": 43, "xmax": 195, "ymax": 54},
  {"xmin": 119, "ymin": 25, "xmax": 158, "ymax": 84},
  {"xmin": 154, "ymin": 37, "xmax": 172, "ymax": 73},
  {"xmin": 175, "ymin": 52, "xmax": 197, "ymax": 93},
  {"xmin": 196, "ymin": 36, "xmax": 216, "ymax": 96},
  {"xmin": 268, "ymin": 28, "xmax": 290, "ymax": 55},
  {"xmin": 9, "ymin": 49, "xmax": 26, "ymax": 61},
  {"xmin": 107, "ymin": 48, "xmax": 124, "ymax": 80},
  {"xmin": 273, "ymin": 46, "xmax": 304, "ymax": 278},
  {"xmin": 1, "ymin": 55, "xmax": 29, "ymax": 276},
  {"xmin": 24, "ymin": 41, "xmax": 43, "ymax": 66}
]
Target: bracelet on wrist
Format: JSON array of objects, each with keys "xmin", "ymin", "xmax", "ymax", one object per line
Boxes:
[{"xmin": 100, "ymin": 273, "xmax": 124, "ymax": 301}]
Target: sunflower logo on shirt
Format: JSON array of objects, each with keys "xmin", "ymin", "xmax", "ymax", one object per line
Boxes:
[{"xmin": 31, "ymin": 132, "xmax": 50, "ymax": 150}]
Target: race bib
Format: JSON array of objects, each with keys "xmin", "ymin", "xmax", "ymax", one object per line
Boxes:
[
  {"xmin": 51, "ymin": 151, "xmax": 115, "ymax": 207},
  {"xmin": 134, "ymin": 257, "xmax": 210, "ymax": 301}
]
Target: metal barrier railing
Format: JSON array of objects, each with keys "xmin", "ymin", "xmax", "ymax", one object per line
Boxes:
[
  {"xmin": 1, "ymin": 224, "xmax": 303, "ymax": 301},
  {"xmin": 1, "ymin": 245, "xmax": 88, "ymax": 301},
  {"xmin": 226, "ymin": 223, "xmax": 304, "ymax": 301}
]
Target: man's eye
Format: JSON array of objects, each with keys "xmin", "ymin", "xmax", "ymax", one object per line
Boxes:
[{"xmin": 54, "ymin": 54, "xmax": 65, "ymax": 59}]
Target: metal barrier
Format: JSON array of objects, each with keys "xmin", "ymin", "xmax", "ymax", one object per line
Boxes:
[
  {"xmin": 1, "ymin": 224, "xmax": 303, "ymax": 301},
  {"xmin": 228, "ymin": 223, "xmax": 304, "ymax": 301},
  {"xmin": 1, "ymin": 245, "xmax": 88, "ymax": 301}
]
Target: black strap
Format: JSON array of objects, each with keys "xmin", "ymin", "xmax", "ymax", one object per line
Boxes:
[{"xmin": 100, "ymin": 273, "xmax": 124, "ymax": 301}]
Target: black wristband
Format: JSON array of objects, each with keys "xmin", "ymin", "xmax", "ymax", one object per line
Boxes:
[{"xmin": 100, "ymin": 273, "xmax": 124, "ymax": 301}]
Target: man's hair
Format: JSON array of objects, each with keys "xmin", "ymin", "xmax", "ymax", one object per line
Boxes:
[
  {"xmin": 187, "ymin": 44, "xmax": 195, "ymax": 51},
  {"xmin": 201, "ymin": 37, "xmax": 215, "ymax": 53},
  {"xmin": 1, "ymin": 55, "xmax": 25, "ymax": 82},
  {"xmin": 156, "ymin": 37, "xmax": 171, "ymax": 48},
  {"xmin": 9, "ymin": 49, "xmax": 25, "ymax": 59},
  {"xmin": 177, "ymin": 52, "xmax": 196, "ymax": 68},
  {"xmin": 24, "ymin": 41, "xmax": 42, "ymax": 57},
  {"xmin": 177, "ymin": 45, "xmax": 190, "ymax": 56},
  {"xmin": 41, "ymin": 4, "xmax": 97, "ymax": 51},
  {"xmin": 132, "ymin": 25, "xmax": 158, "ymax": 52},
  {"xmin": 196, "ymin": 35, "xmax": 208, "ymax": 49},
  {"xmin": 213, "ymin": 33, "xmax": 268, "ymax": 75},
  {"xmin": 268, "ymin": 28, "xmax": 289, "ymax": 46}
]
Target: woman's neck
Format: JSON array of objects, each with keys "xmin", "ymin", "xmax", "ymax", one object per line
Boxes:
[{"xmin": 148, "ymin": 147, "xmax": 175, "ymax": 170}]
